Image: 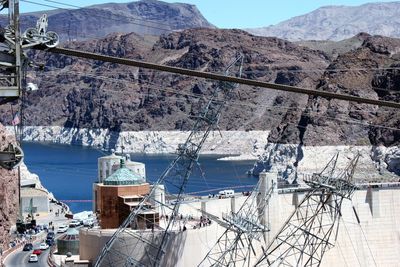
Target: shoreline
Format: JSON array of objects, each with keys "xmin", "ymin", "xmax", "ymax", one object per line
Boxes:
[{"xmin": 11, "ymin": 126, "xmax": 269, "ymax": 158}]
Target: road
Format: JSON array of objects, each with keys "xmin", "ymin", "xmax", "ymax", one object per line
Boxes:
[{"xmin": 4, "ymin": 244, "xmax": 50, "ymax": 267}]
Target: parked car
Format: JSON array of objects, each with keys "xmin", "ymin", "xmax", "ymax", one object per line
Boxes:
[
  {"xmin": 69, "ymin": 220, "xmax": 80, "ymax": 228},
  {"xmin": 39, "ymin": 242, "xmax": 49, "ymax": 250},
  {"xmin": 22, "ymin": 243, "xmax": 33, "ymax": 251},
  {"xmin": 28, "ymin": 254, "xmax": 38, "ymax": 263},
  {"xmin": 32, "ymin": 249, "xmax": 42, "ymax": 256},
  {"xmin": 218, "ymin": 189, "xmax": 235, "ymax": 198},
  {"xmin": 57, "ymin": 225, "xmax": 68, "ymax": 233}
]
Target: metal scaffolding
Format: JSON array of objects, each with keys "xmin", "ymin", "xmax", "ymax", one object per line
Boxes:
[
  {"xmin": 94, "ymin": 54, "xmax": 244, "ymax": 267},
  {"xmin": 255, "ymin": 153, "xmax": 359, "ymax": 267},
  {"xmin": 199, "ymin": 172, "xmax": 276, "ymax": 267}
]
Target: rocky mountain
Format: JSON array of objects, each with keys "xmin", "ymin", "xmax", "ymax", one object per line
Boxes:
[
  {"xmin": 0, "ymin": 29, "xmax": 399, "ymax": 148},
  {"xmin": 0, "ymin": 0, "xmax": 215, "ymax": 41},
  {"xmin": 9, "ymin": 29, "xmax": 328, "ymax": 133},
  {"xmin": 247, "ymin": 2, "xmax": 400, "ymax": 41},
  {"xmin": 0, "ymin": 124, "xmax": 18, "ymax": 253},
  {"xmin": 268, "ymin": 34, "xmax": 400, "ymax": 147}
]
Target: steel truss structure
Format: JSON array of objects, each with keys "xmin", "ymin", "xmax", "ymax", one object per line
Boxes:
[
  {"xmin": 0, "ymin": 0, "xmax": 58, "ymax": 104},
  {"xmin": 199, "ymin": 174, "xmax": 276, "ymax": 267},
  {"xmin": 0, "ymin": 0, "xmax": 22, "ymax": 104},
  {"xmin": 255, "ymin": 153, "xmax": 359, "ymax": 267},
  {"xmin": 0, "ymin": 0, "xmax": 59, "ymax": 169},
  {"xmin": 94, "ymin": 54, "xmax": 244, "ymax": 267}
]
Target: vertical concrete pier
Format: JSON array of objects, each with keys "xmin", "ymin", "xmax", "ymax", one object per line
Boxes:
[{"xmin": 365, "ymin": 186, "xmax": 380, "ymax": 217}]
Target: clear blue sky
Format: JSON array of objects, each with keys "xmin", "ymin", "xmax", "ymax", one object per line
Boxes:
[{"xmin": 20, "ymin": 0, "xmax": 398, "ymax": 28}]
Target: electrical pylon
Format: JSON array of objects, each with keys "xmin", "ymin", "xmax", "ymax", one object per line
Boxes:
[
  {"xmin": 94, "ymin": 54, "xmax": 244, "ymax": 267},
  {"xmin": 255, "ymin": 153, "xmax": 359, "ymax": 267},
  {"xmin": 198, "ymin": 172, "xmax": 276, "ymax": 267}
]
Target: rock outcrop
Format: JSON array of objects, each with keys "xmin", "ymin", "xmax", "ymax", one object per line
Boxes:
[{"xmin": 0, "ymin": 124, "xmax": 18, "ymax": 252}]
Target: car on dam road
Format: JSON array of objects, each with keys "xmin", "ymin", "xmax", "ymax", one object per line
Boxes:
[
  {"xmin": 39, "ymin": 242, "xmax": 49, "ymax": 250},
  {"xmin": 32, "ymin": 249, "xmax": 42, "ymax": 256},
  {"xmin": 57, "ymin": 224, "xmax": 69, "ymax": 233},
  {"xmin": 23, "ymin": 243, "xmax": 33, "ymax": 251},
  {"xmin": 69, "ymin": 220, "xmax": 81, "ymax": 228},
  {"xmin": 28, "ymin": 254, "xmax": 38, "ymax": 263}
]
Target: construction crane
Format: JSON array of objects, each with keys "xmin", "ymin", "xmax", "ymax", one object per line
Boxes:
[
  {"xmin": 93, "ymin": 54, "xmax": 244, "ymax": 267},
  {"xmin": 198, "ymin": 172, "xmax": 276, "ymax": 267},
  {"xmin": 254, "ymin": 153, "xmax": 359, "ymax": 267}
]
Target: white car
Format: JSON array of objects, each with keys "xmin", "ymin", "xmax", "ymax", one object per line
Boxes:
[
  {"xmin": 28, "ymin": 254, "xmax": 38, "ymax": 262},
  {"xmin": 69, "ymin": 220, "xmax": 81, "ymax": 228},
  {"xmin": 39, "ymin": 242, "xmax": 49, "ymax": 250},
  {"xmin": 57, "ymin": 225, "xmax": 69, "ymax": 233}
]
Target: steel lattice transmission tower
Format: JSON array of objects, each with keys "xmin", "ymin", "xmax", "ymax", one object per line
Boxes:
[
  {"xmin": 198, "ymin": 172, "xmax": 276, "ymax": 267},
  {"xmin": 94, "ymin": 54, "xmax": 244, "ymax": 267},
  {"xmin": 255, "ymin": 153, "xmax": 359, "ymax": 267}
]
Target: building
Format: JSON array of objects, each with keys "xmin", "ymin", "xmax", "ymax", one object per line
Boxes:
[
  {"xmin": 21, "ymin": 188, "xmax": 49, "ymax": 216},
  {"xmin": 94, "ymin": 152, "xmax": 147, "ymax": 211},
  {"xmin": 94, "ymin": 159, "xmax": 158, "ymax": 229}
]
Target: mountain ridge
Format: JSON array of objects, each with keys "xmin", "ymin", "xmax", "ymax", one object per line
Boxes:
[
  {"xmin": 0, "ymin": 0, "xmax": 215, "ymax": 41},
  {"xmin": 0, "ymin": 29, "xmax": 398, "ymax": 147},
  {"xmin": 246, "ymin": 2, "xmax": 400, "ymax": 41}
]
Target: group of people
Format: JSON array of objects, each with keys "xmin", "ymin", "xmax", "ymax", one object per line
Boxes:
[{"xmin": 194, "ymin": 215, "xmax": 212, "ymax": 229}]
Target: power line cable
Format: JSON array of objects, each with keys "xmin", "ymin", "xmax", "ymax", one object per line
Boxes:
[
  {"xmin": 31, "ymin": 67, "xmax": 400, "ymax": 132},
  {"xmin": 33, "ymin": 46, "xmax": 400, "ymax": 109},
  {"xmin": 21, "ymin": 0, "xmax": 176, "ymax": 33},
  {"xmin": 44, "ymin": 0, "xmax": 175, "ymax": 28}
]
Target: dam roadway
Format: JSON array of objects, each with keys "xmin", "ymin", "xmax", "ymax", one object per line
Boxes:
[{"xmin": 4, "ymin": 245, "xmax": 50, "ymax": 267}]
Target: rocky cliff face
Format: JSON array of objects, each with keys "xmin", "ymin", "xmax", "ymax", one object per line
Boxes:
[
  {"xmin": 7, "ymin": 29, "xmax": 328, "ymax": 133},
  {"xmin": 1, "ymin": 29, "xmax": 398, "ymax": 146},
  {"xmin": 268, "ymin": 35, "xmax": 400, "ymax": 147},
  {"xmin": 0, "ymin": 124, "xmax": 18, "ymax": 252},
  {"xmin": 248, "ymin": 35, "xmax": 400, "ymax": 178},
  {"xmin": 1, "ymin": 28, "xmax": 399, "ymax": 178},
  {"xmin": 247, "ymin": 2, "xmax": 400, "ymax": 41},
  {"xmin": 0, "ymin": 0, "xmax": 215, "ymax": 41}
]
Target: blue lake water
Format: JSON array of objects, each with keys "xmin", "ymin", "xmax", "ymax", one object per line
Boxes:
[{"xmin": 23, "ymin": 142, "xmax": 259, "ymax": 213}]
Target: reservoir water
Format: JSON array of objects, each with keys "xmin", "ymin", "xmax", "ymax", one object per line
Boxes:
[{"xmin": 23, "ymin": 142, "xmax": 258, "ymax": 213}]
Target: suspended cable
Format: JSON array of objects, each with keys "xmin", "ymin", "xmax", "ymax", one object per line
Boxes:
[
  {"xmin": 33, "ymin": 46, "xmax": 400, "ymax": 109},
  {"xmin": 21, "ymin": 0, "xmax": 175, "ymax": 33},
  {"xmin": 30, "ymin": 67, "xmax": 400, "ymax": 132},
  {"xmin": 44, "ymin": 0, "xmax": 176, "ymax": 28}
]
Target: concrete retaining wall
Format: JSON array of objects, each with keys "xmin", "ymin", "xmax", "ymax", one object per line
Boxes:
[{"xmin": 79, "ymin": 187, "xmax": 400, "ymax": 266}]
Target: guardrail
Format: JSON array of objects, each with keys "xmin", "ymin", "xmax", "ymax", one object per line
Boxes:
[{"xmin": 47, "ymin": 244, "xmax": 58, "ymax": 267}]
